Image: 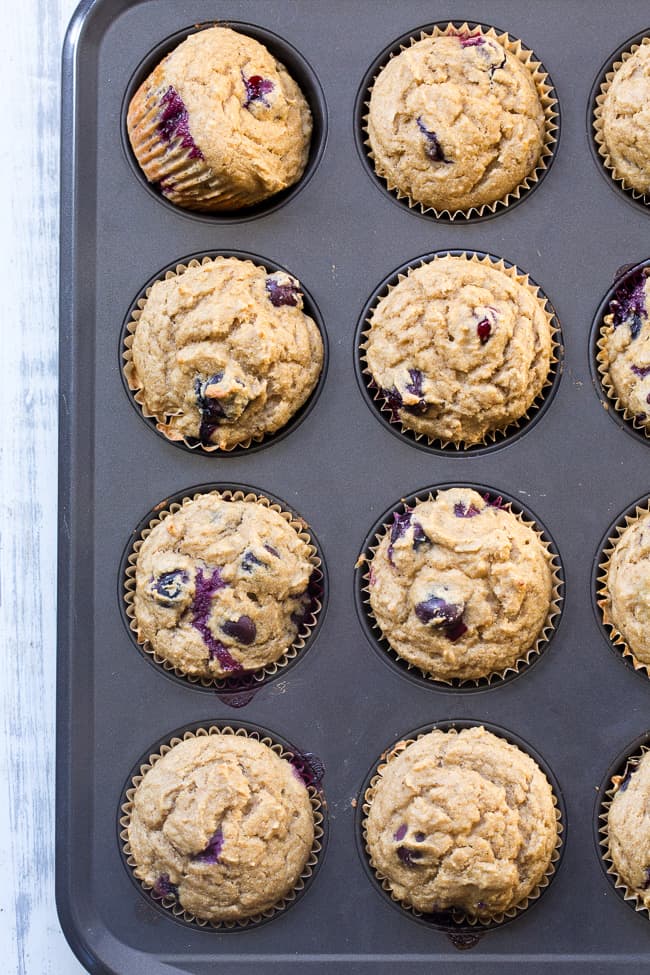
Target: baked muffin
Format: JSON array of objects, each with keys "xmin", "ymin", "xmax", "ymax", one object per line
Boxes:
[
  {"xmin": 132, "ymin": 494, "xmax": 315, "ymax": 679},
  {"xmin": 366, "ymin": 28, "xmax": 546, "ymax": 213},
  {"xmin": 600, "ymin": 266, "xmax": 650, "ymax": 428},
  {"xmin": 364, "ymin": 254, "xmax": 553, "ymax": 444},
  {"xmin": 604, "ymin": 507, "xmax": 650, "ymax": 666},
  {"xmin": 599, "ymin": 39, "xmax": 650, "ymax": 196},
  {"xmin": 365, "ymin": 726, "xmax": 558, "ymax": 917},
  {"xmin": 127, "ymin": 26, "xmax": 312, "ymax": 211},
  {"xmin": 367, "ymin": 488, "xmax": 554, "ymax": 681},
  {"xmin": 607, "ymin": 749, "xmax": 650, "ymax": 909},
  {"xmin": 127, "ymin": 733, "xmax": 315, "ymax": 922},
  {"xmin": 128, "ymin": 256, "xmax": 323, "ymax": 450}
]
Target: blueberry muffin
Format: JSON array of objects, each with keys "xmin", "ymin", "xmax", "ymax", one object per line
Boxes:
[
  {"xmin": 128, "ymin": 257, "xmax": 323, "ymax": 450},
  {"xmin": 127, "ymin": 733, "xmax": 315, "ymax": 922},
  {"xmin": 600, "ymin": 266, "xmax": 650, "ymax": 428},
  {"xmin": 367, "ymin": 488, "xmax": 554, "ymax": 681},
  {"xmin": 604, "ymin": 506, "xmax": 650, "ymax": 667},
  {"xmin": 599, "ymin": 39, "xmax": 650, "ymax": 196},
  {"xmin": 366, "ymin": 726, "xmax": 558, "ymax": 917},
  {"xmin": 132, "ymin": 494, "xmax": 315, "ymax": 679},
  {"xmin": 607, "ymin": 749, "xmax": 650, "ymax": 909},
  {"xmin": 366, "ymin": 28, "xmax": 546, "ymax": 213},
  {"xmin": 364, "ymin": 254, "xmax": 553, "ymax": 444},
  {"xmin": 127, "ymin": 26, "xmax": 312, "ymax": 211}
]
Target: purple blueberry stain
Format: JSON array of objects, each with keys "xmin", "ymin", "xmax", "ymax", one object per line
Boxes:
[
  {"xmin": 290, "ymin": 751, "xmax": 325, "ymax": 788},
  {"xmin": 191, "ymin": 567, "xmax": 243, "ymax": 673},
  {"xmin": 397, "ymin": 846, "xmax": 423, "ymax": 867},
  {"xmin": 221, "ymin": 615, "xmax": 257, "ymax": 646},
  {"xmin": 157, "ymin": 86, "xmax": 204, "ymax": 160},
  {"xmin": 611, "ymin": 269, "xmax": 648, "ymax": 340},
  {"xmin": 393, "ymin": 823, "xmax": 408, "ymax": 842},
  {"xmin": 456, "ymin": 31, "xmax": 485, "ymax": 47},
  {"xmin": 416, "ymin": 117, "xmax": 451, "ymax": 163},
  {"xmin": 192, "ymin": 827, "xmax": 224, "ymax": 864},
  {"xmin": 153, "ymin": 873, "xmax": 178, "ymax": 900},
  {"xmin": 265, "ymin": 275, "xmax": 301, "ymax": 308},
  {"xmin": 454, "ymin": 501, "xmax": 481, "ymax": 518},
  {"xmin": 483, "ymin": 493, "xmax": 507, "ymax": 510},
  {"xmin": 242, "ymin": 72, "xmax": 274, "ymax": 109},
  {"xmin": 631, "ymin": 364, "xmax": 650, "ymax": 378},
  {"xmin": 264, "ymin": 544, "xmax": 281, "ymax": 558},
  {"xmin": 151, "ymin": 569, "xmax": 189, "ymax": 606},
  {"xmin": 381, "ymin": 384, "xmax": 404, "ymax": 421}
]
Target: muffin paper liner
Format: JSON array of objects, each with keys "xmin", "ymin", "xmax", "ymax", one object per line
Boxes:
[
  {"xmin": 362, "ymin": 22, "xmax": 558, "ymax": 220},
  {"xmin": 123, "ymin": 488, "xmax": 323, "ymax": 689},
  {"xmin": 119, "ymin": 724, "xmax": 325, "ymax": 929},
  {"xmin": 597, "ymin": 498, "xmax": 650, "ymax": 679},
  {"xmin": 356, "ymin": 487, "xmax": 563, "ymax": 687},
  {"xmin": 593, "ymin": 36, "xmax": 650, "ymax": 206},
  {"xmin": 127, "ymin": 73, "xmax": 266, "ymax": 212},
  {"xmin": 360, "ymin": 725, "xmax": 563, "ymax": 928},
  {"xmin": 122, "ymin": 254, "xmax": 324, "ymax": 453},
  {"xmin": 596, "ymin": 264, "xmax": 650, "ymax": 439},
  {"xmin": 359, "ymin": 251, "xmax": 561, "ymax": 450},
  {"xmin": 599, "ymin": 742, "xmax": 650, "ymax": 918}
]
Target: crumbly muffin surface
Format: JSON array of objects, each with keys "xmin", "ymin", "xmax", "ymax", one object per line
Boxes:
[
  {"xmin": 133, "ymin": 495, "xmax": 314, "ymax": 678},
  {"xmin": 603, "ymin": 270, "xmax": 650, "ymax": 427},
  {"xmin": 606, "ymin": 507, "xmax": 650, "ymax": 665},
  {"xmin": 601, "ymin": 42, "xmax": 650, "ymax": 195},
  {"xmin": 366, "ymin": 726, "xmax": 557, "ymax": 916},
  {"xmin": 130, "ymin": 257, "xmax": 323, "ymax": 450},
  {"xmin": 365, "ymin": 255, "xmax": 552, "ymax": 444},
  {"xmin": 127, "ymin": 26, "xmax": 312, "ymax": 210},
  {"xmin": 367, "ymin": 31, "xmax": 545, "ymax": 212},
  {"xmin": 608, "ymin": 750, "xmax": 650, "ymax": 909},
  {"xmin": 367, "ymin": 488, "xmax": 553, "ymax": 681},
  {"xmin": 127, "ymin": 734, "xmax": 314, "ymax": 922}
]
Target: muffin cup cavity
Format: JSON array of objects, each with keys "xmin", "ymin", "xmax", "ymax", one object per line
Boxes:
[
  {"xmin": 354, "ymin": 484, "xmax": 564, "ymax": 690},
  {"xmin": 356, "ymin": 21, "xmax": 559, "ymax": 222},
  {"xmin": 595, "ymin": 494, "xmax": 650, "ymax": 680},
  {"xmin": 121, "ymin": 485, "xmax": 326, "ymax": 692},
  {"xmin": 356, "ymin": 250, "xmax": 562, "ymax": 453},
  {"xmin": 593, "ymin": 260, "xmax": 650, "ymax": 443},
  {"xmin": 121, "ymin": 21, "xmax": 328, "ymax": 223},
  {"xmin": 121, "ymin": 251, "xmax": 328, "ymax": 455},
  {"xmin": 597, "ymin": 734, "xmax": 650, "ymax": 919},
  {"xmin": 357, "ymin": 719, "xmax": 564, "ymax": 932},
  {"xmin": 592, "ymin": 33, "xmax": 650, "ymax": 210},
  {"xmin": 119, "ymin": 723, "xmax": 327, "ymax": 930}
]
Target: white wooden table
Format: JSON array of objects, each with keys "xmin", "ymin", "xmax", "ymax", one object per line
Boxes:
[{"xmin": 2, "ymin": 0, "xmax": 88, "ymax": 970}]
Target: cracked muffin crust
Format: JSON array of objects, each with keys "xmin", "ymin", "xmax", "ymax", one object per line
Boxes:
[
  {"xmin": 366, "ymin": 30, "xmax": 545, "ymax": 213},
  {"xmin": 607, "ymin": 749, "xmax": 650, "ymax": 909},
  {"xmin": 127, "ymin": 26, "xmax": 313, "ymax": 211},
  {"xmin": 601, "ymin": 267, "xmax": 650, "ymax": 428},
  {"xmin": 127, "ymin": 733, "xmax": 315, "ymax": 922},
  {"xmin": 133, "ymin": 494, "xmax": 315, "ymax": 679},
  {"xmin": 364, "ymin": 254, "xmax": 553, "ymax": 445},
  {"xmin": 129, "ymin": 256, "xmax": 323, "ymax": 450},
  {"xmin": 605, "ymin": 507, "xmax": 650, "ymax": 666},
  {"xmin": 600, "ymin": 40, "xmax": 650, "ymax": 196},
  {"xmin": 367, "ymin": 488, "xmax": 553, "ymax": 681},
  {"xmin": 365, "ymin": 726, "xmax": 558, "ymax": 917}
]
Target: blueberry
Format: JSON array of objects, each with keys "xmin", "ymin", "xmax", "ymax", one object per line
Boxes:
[
  {"xmin": 150, "ymin": 569, "xmax": 189, "ymax": 605},
  {"xmin": 194, "ymin": 373, "xmax": 226, "ymax": 444},
  {"xmin": 265, "ymin": 275, "xmax": 301, "ymax": 307},
  {"xmin": 477, "ymin": 318, "xmax": 492, "ymax": 343},
  {"xmin": 445, "ymin": 619, "xmax": 468, "ymax": 642},
  {"xmin": 153, "ymin": 873, "xmax": 178, "ymax": 899},
  {"xmin": 264, "ymin": 544, "xmax": 281, "ymax": 558},
  {"xmin": 611, "ymin": 269, "xmax": 648, "ymax": 339},
  {"xmin": 415, "ymin": 595, "xmax": 464, "ymax": 627},
  {"xmin": 381, "ymin": 384, "xmax": 404, "ymax": 421},
  {"xmin": 192, "ymin": 827, "xmax": 224, "ymax": 864},
  {"xmin": 454, "ymin": 501, "xmax": 481, "ymax": 518},
  {"xmin": 387, "ymin": 510, "xmax": 412, "ymax": 565},
  {"xmin": 456, "ymin": 31, "xmax": 485, "ymax": 47},
  {"xmin": 412, "ymin": 520, "xmax": 429, "ymax": 550},
  {"xmin": 397, "ymin": 846, "xmax": 422, "ymax": 867},
  {"xmin": 631, "ymin": 364, "xmax": 650, "ymax": 378},
  {"xmin": 290, "ymin": 751, "xmax": 325, "ymax": 787},
  {"xmin": 403, "ymin": 368, "xmax": 428, "ymax": 415},
  {"xmin": 416, "ymin": 117, "xmax": 451, "ymax": 163},
  {"xmin": 393, "ymin": 823, "xmax": 408, "ymax": 842},
  {"xmin": 191, "ymin": 568, "xmax": 243, "ymax": 673},
  {"xmin": 415, "ymin": 831, "xmax": 426, "ymax": 843},
  {"xmin": 221, "ymin": 615, "xmax": 257, "ymax": 645},
  {"xmin": 242, "ymin": 73, "xmax": 274, "ymax": 108},
  {"xmin": 157, "ymin": 86, "xmax": 204, "ymax": 160},
  {"xmin": 241, "ymin": 550, "xmax": 263, "ymax": 573},
  {"xmin": 644, "ymin": 867, "xmax": 650, "ymax": 890},
  {"xmin": 483, "ymin": 493, "xmax": 507, "ymax": 510}
]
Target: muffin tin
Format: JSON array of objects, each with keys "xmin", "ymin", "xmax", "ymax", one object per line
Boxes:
[{"xmin": 58, "ymin": 1, "xmax": 650, "ymax": 972}]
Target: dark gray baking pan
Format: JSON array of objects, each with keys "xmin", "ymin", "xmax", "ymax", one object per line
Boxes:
[{"xmin": 58, "ymin": 0, "xmax": 650, "ymax": 972}]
